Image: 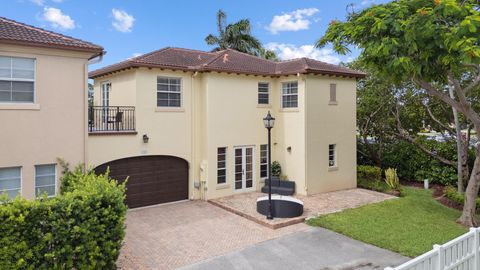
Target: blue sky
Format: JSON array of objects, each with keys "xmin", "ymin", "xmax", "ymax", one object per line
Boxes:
[{"xmin": 3, "ymin": 0, "xmax": 388, "ymax": 70}]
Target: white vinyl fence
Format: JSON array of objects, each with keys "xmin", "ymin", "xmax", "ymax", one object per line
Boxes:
[{"xmin": 385, "ymin": 228, "xmax": 480, "ymax": 270}]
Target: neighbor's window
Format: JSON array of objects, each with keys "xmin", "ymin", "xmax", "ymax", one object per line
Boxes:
[
  {"xmin": 330, "ymin": 83, "xmax": 337, "ymax": 103},
  {"xmin": 35, "ymin": 164, "xmax": 56, "ymax": 197},
  {"xmin": 258, "ymin": 82, "xmax": 269, "ymax": 105},
  {"xmin": 217, "ymin": 147, "xmax": 227, "ymax": 184},
  {"xmin": 157, "ymin": 77, "xmax": 181, "ymax": 107},
  {"xmin": 329, "ymin": 144, "xmax": 337, "ymax": 167},
  {"xmin": 0, "ymin": 167, "xmax": 21, "ymax": 199},
  {"xmin": 260, "ymin": 144, "xmax": 268, "ymax": 178},
  {"xmin": 0, "ymin": 56, "xmax": 35, "ymax": 103},
  {"xmin": 282, "ymin": 81, "xmax": 298, "ymax": 108}
]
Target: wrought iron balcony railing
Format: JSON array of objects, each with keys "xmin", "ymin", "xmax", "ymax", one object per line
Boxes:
[{"xmin": 88, "ymin": 106, "xmax": 135, "ymax": 133}]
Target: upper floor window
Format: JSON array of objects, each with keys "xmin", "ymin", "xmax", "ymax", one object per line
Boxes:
[
  {"xmin": 35, "ymin": 164, "xmax": 56, "ymax": 197},
  {"xmin": 330, "ymin": 83, "xmax": 337, "ymax": 103},
  {"xmin": 0, "ymin": 167, "xmax": 21, "ymax": 199},
  {"xmin": 282, "ymin": 81, "xmax": 298, "ymax": 108},
  {"xmin": 0, "ymin": 56, "xmax": 35, "ymax": 103},
  {"xmin": 157, "ymin": 77, "xmax": 181, "ymax": 107},
  {"xmin": 329, "ymin": 144, "xmax": 337, "ymax": 167},
  {"xmin": 258, "ymin": 82, "xmax": 269, "ymax": 105}
]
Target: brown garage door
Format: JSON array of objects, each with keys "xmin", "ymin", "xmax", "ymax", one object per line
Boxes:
[{"xmin": 94, "ymin": 155, "xmax": 188, "ymax": 208}]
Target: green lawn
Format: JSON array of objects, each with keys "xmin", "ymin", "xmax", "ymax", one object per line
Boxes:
[{"xmin": 306, "ymin": 187, "xmax": 468, "ymax": 257}]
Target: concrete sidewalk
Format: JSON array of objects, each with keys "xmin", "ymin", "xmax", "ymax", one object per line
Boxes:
[{"xmin": 180, "ymin": 227, "xmax": 409, "ymax": 270}]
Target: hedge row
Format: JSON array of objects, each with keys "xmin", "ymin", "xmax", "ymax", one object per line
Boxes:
[
  {"xmin": 444, "ymin": 186, "xmax": 480, "ymax": 210},
  {"xmin": 0, "ymin": 166, "xmax": 127, "ymax": 270}
]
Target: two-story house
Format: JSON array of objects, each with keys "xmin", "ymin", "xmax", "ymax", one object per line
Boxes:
[
  {"xmin": 88, "ymin": 47, "xmax": 365, "ymax": 208},
  {"xmin": 0, "ymin": 17, "xmax": 104, "ymax": 199}
]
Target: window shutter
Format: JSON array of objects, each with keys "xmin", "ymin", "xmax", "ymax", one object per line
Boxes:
[{"xmin": 330, "ymin": 83, "xmax": 337, "ymax": 102}]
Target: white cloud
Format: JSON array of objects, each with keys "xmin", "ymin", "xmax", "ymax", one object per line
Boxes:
[
  {"xmin": 266, "ymin": 43, "xmax": 341, "ymax": 64},
  {"xmin": 267, "ymin": 8, "xmax": 319, "ymax": 34},
  {"xmin": 42, "ymin": 7, "xmax": 75, "ymax": 30},
  {"xmin": 132, "ymin": 53, "xmax": 142, "ymax": 58},
  {"xmin": 52, "ymin": 0, "xmax": 64, "ymax": 2},
  {"xmin": 30, "ymin": 0, "xmax": 45, "ymax": 6},
  {"xmin": 111, "ymin": 9, "xmax": 135, "ymax": 33}
]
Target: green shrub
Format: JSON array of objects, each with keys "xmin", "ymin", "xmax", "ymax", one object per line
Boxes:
[
  {"xmin": 271, "ymin": 161, "xmax": 282, "ymax": 177},
  {"xmin": 444, "ymin": 186, "xmax": 480, "ymax": 209},
  {"xmin": 357, "ymin": 165, "xmax": 381, "ymax": 181},
  {"xmin": 358, "ymin": 178, "xmax": 391, "ymax": 193},
  {"xmin": 385, "ymin": 168, "xmax": 400, "ymax": 190},
  {"xmin": 0, "ymin": 165, "xmax": 127, "ymax": 270}
]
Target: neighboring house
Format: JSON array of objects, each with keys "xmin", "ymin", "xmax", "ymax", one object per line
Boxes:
[
  {"xmin": 89, "ymin": 47, "xmax": 365, "ymax": 208},
  {"xmin": 0, "ymin": 17, "xmax": 104, "ymax": 199}
]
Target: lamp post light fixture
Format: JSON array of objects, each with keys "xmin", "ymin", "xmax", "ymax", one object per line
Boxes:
[{"xmin": 263, "ymin": 111, "xmax": 275, "ymax": 220}]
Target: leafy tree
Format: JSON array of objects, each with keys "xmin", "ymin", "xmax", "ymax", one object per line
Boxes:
[
  {"xmin": 317, "ymin": 0, "xmax": 480, "ymax": 226},
  {"xmin": 205, "ymin": 10, "xmax": 277, "ymax": 60}
]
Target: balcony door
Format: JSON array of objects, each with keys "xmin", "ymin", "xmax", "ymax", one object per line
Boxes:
[
  {"xmin": 234, "ymin": 146, "xmax": 254, "ymax": 191},
  {"xmin": 101, "ymin": 82, "xmax": 110, "ymax": 125}
]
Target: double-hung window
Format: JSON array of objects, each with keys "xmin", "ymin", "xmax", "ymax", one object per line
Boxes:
[
  {"xmin": 329, "ymin": 144, "xmax": 337, "ymax": 167},
  {"xmin": 0, "ymin": 167, "xmax": 21, "ymax": 199},
  {"xmin": 157, "ymin": 77, "xmax": 181, "ymax": 107},
  {"xmin": 35, "ymin": 164, "xmax": 56, "ymax": 197},
  {"xmin": 282, "ymin": 81, "xmax": 298, "ymax": 108},
  {"xmin": 0, "ymin": 56, "xmax": 35, "ymax": 103},
  {"xmin": 217, "ymin": 147, "xmax": 227, "ymax": 184},
  {"xmin": 260, "ymin": 144, "xmax": 268, "ymax": 178},
  {"xmin": 258, "ymin": 82, "xmax": 269, "ymax": 105}
]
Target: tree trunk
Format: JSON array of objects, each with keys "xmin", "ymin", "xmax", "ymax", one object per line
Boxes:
[
  {"xmin": 461, "ymin": 137, "xmax": 470, "ymax": 190},
  {"xmin": 449, "ymin": 85, "xmax": 464, "ymax": 193},
  {"xmin": 457, "ymin": 144, "xmax": 480, "ymax": 227}
]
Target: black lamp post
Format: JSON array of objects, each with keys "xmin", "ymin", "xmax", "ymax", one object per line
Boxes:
[{"xmin": 263, "ymin": 111, "xmax": 275, "ymax": 220}]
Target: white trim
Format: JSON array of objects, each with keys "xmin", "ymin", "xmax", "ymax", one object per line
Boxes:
[
  {"xmin": 281, "ymin": 81, "xmax": 298, "ymax": 108},
  {"xmin": 328, "ymin": 144, "xmax": 337, "ymax": 168},
  {"xmin": 217, "ymin": 146, "xmax": 227, "ymax": 185},
  {"xmin": 0, "ymin": 55, "xmax": 36, "ymax": 104},
  {"xmin": 156, "ymin": 76, "xmax": 183, "ymax": 108},
  {"xmin": 233, "ymin": 145, "xmax": 256, "ymax": 193},
  {"xmin": 257, "ymin": 82, "xmax": 270, "ymax": 106},
  {"xmin": 34, "ymin": 163, "xmax": 57, "ymax": 198},
  {"xmin": 0, "ymin": 166, "xmax": 22, "ymax": 199}
]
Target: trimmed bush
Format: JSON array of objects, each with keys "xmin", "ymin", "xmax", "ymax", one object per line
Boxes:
[
  {"xmin": 444, "ymin": 186, "xmax": 480, "ymax": 209},
  {"xmin": 271, "ymin": 161, "xmax": 282, "ymax": 177},
  {"xmin": 0, "ymin": 166, "xmax": 127, "ymax": 270},
  {"xmin": 358, "ymin": 177, "xmax": 391, "ymax": 193},
  {"xmin": 357, "ymin": 165, "xmax": 381, "ymax": 181}
]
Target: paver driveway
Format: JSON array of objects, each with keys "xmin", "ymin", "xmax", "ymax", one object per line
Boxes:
[{"xmin": 116, "ymin": 201, "xmax": 307, "ymax": 270}]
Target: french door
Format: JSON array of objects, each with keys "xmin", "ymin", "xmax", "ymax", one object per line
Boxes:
[{"xmin": 234, "ymin": 146, "xmax": 254, "ymax": 191}]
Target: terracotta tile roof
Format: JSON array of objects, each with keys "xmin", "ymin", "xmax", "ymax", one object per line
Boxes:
[
  {"xmin": 89, "ymin": 47, "xmax": 365, "ymax": 78},
  {"xmin": 0, "ymin": 17, "xmax": 104, "ymax": 56}
]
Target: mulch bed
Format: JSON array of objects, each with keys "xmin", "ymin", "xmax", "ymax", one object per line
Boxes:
[{"xmin": 401, "ymin": 180, "xmax": 464, "ymax": 211}]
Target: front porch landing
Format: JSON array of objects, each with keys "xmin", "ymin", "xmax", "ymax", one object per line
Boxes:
[{"xmin": 209, "ymin": 188, "xmax": 395, "ymax": 229}]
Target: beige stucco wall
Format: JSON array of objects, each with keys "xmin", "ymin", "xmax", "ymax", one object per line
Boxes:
[
  {"xmin": 0, "ymin": 44, "xmax": 92, "ymax": 199},
  {"xmin": 305, "ymin": 75, "xmax": 357, "ymax": 194},
  {"xmin": 89, "ymin": 68, "xmax": 358, "ymax": 201}
]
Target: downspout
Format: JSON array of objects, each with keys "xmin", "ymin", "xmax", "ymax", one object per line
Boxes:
[
  {"xmin": 298, "ymin": 73, "xmax": 308, "ymax": 194},
  {"xmin": 191, "ymin": 71, "xmax": 199, "ymax": 200}
]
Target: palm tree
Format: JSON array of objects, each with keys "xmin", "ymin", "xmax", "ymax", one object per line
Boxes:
[{"xmin": 205, "ymin": 10, "xmax": 277, "ymax": 60}]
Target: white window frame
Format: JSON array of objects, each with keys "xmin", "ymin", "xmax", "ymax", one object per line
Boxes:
[
  {"xmin": 329, "ymin": 144, "xmax": 337, "ymax": 168},
  {"xmin": 260, "ymin": 144, "xmax": 268, "ymax": 179},
  {"xmin": 0, "ymin": 166, "xmax": 22, "ymax": 199},
  {"xmin": 258, "ymin": 82, "xmax": 270, "ymax": 105},
  {"xmin": 157, "ymin": 76, "xmax": 182, "ymax": 108},
  {"xmin": 281, "ymin": 81, "xmax": 298, "ymax": 108},
  {"xmin": 35, "ymin": 164, "xmax": 57, "ymax": 198},
  {"xmin": 330, "ymin": 83, "xmax": 337, "ymax": 103},
  {"xmin": 0, "ymin": 56, "xmax": 36, "ymax": 104},
  {"xmin": 217, "ymin": 147, "xmax": 227, "ymax": 185}
]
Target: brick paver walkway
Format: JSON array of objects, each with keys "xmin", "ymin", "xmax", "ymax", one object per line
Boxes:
[
  {"xmin": 116, "ymin": 201, "xmax": 307, "ymax": 270},
  {"xmin": 209, "ymin": 188, "xmax": 395, "ymax": 228}
]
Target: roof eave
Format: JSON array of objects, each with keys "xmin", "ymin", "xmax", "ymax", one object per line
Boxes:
[{"xmin": 0, "ymin": 39, "xmax": 104, "ymax": 56}]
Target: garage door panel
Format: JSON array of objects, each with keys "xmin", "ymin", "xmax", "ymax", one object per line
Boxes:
[{"xmin": 94, "ymin": 156, "xmax": 188, "ymax": 208}]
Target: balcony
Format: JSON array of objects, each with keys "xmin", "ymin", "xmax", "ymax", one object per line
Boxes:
[{"xmin": 88, "ymin": 106, "xmax": 136, "ymax": 134}]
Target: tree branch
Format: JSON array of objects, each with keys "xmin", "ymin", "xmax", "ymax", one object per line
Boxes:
[
  {"xmin": 424, "ymin": 103, "xmax": 456, "ymax": 135},
  {"xmin": 464, "ymin": 64, "xmax": 480, "ymax": 94},
  {"xmin": 413, "ymin": 77, "xmax": 464, "ymax": 113}
]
